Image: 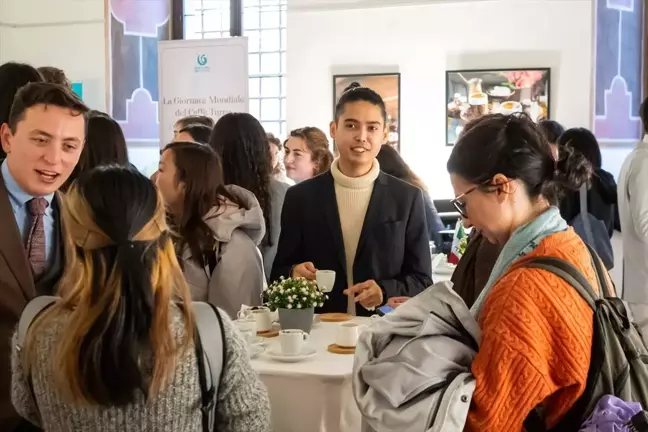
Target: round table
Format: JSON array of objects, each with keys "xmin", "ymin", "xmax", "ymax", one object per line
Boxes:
[{"xmin": 251, "ymin": 317, "xmax": 370, "ymax": 432}]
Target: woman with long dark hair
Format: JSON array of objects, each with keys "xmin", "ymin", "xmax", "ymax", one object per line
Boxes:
[
  {"xmin": 63, "ymin": 110, "xmax": 129, "ymax": 190},
  {"xmin": 209, "ymin": 113, "xmax": 289, "ymax": 280},
  {"xmin": 376, "ymin": 144, "xmax": 443, "ymax": 246},
  {"xmin": 11, "ymin": 165, "xmax": 270, "ymax": 431},
  {"xmin": 156, "ymin": 142, "xmax": 266, "ymax": 317}
]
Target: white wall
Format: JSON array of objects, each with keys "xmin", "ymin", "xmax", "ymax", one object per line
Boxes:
[
  {"xmin": 0, "ymin": 0, "xmax": 106, "ymax": 112},
  {"xmin": 287, "ymin": 0, "xmax": 595, "ymax": 198},
  {"xmin": 0, "ymin": 0, "xmax": 162, "ymax": 169}
]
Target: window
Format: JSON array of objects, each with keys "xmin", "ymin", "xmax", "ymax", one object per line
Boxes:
[
  {"xmin": 244, "ymin": 0, "xmax": 287, "ymax": 137},
  {"xmin": 182, "ymin": 0, "xmax": 287, "ymax": 137},
  {"xmin": 184, "ymin": 0, "xmax": 231, "ymax": 39}
]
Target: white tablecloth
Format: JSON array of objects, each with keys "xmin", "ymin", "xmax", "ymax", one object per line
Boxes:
[
  {"xmin": 252, "ymin": 317, "xmax": 370, "ymax": 432},
  {"xmin": 251, "ymin": 317, "xmax": 370, "ymax": 432}
]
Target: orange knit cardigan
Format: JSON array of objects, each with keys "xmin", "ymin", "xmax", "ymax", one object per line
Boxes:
[{"xmin": 465, "ymin": 229, "xmax": 596, "ymax": 431}]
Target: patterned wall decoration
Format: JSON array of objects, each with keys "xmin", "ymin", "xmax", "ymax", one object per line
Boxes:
[
  {"xmin": 593, "ymin": 0, "xmax": 643, "ymax": 144},
  {"xmin": 107, "ymin": 0, "xmax": 170, "ymax": 144}
]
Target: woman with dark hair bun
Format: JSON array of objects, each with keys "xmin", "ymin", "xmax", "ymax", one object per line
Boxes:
[
  {"xmin": 558, "ymin": 127, "xmax": 618, "ymax": 237},
  {"xmin": 447, "ymin": 113, "xmax": 598, "ymax": 431}
]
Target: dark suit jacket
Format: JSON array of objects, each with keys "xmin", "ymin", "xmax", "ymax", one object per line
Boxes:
[
  {"xmin": 271, "ymin": 171, "xmax": 432, "ymax": 316},
  {"xmin": 0, "ymin": 170, "xmax": 64, "ymax": 431}
]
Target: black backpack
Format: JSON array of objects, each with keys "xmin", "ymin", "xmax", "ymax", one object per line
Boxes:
[{"xmin": 523, "ymin": 244, "xmax": 648, "ymax": 431}]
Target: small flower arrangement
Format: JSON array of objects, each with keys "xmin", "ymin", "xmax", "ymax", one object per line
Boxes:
[{"xmin": 265, "ymin": 276, "xmax": 328, "ymax": 310}]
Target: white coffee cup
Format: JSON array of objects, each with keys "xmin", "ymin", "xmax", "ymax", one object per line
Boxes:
[
  {"xmin": 336, "ymin": 322, "xmax": 367, "ymax": 348},
  {"xmin": 316, "ymin": 270, "xmax": 336, "ymax": 293},
  {"xmin": 236, "ymin": 317, "xmax": 257, "ymax": 335},
  {"xmin": 279, "ymin": 329, "xmax": 309, "ymax": 356},
  {"xmin": 251, "ymin": 306, "xmax": 273, "ymax": 332}
]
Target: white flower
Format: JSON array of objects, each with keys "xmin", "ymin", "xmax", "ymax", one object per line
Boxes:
[
  {"xmin": 297, "ymin": 303, "xmax": 302, "ymax": 308},
  {"xmin": 287, "ymin": 304, "xmax": 293, "ymax": 309},
  {"xmin": 319, "ymin": 303, "xmax": 324, "ymax": 307},
  {"xmin": 310, "ymin": 293, "xmax": 315, "ymax": 298},
  {"xmin": 303, "ymin": 297, "xmax": 307, "ymax": 302},
  {"xmin": 288, "ymin": 296, "xmax": 293, "ymax": 302}
]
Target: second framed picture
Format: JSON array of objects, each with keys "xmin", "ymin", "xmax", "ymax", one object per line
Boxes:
[{"xmin": 333, "ymin": 73, "xmax": 401, "ymax": 152}]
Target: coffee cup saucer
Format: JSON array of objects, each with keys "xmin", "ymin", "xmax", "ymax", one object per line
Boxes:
[{"xmin": 266, "ymin": 346, "xmax": 317, "ymax": 363}]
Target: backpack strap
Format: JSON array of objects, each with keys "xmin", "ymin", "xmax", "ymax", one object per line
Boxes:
[
  {"xmin": 521, "ymin": 247, "xmax": 611, "ymax": 432},
  {"xmin": 192, "ymin": 301, "xmax": 226, "ymax": 432},
  {"xmin": 522, "ymin": 256, "xmax": 598, "ymax": 310},
  {"xmin": 17, "ymin": 296, "xmax": 59, "ymax": 350},
  {"xmin": 579, "ymin": 184, "xmax": 596, "ymax": 247}
]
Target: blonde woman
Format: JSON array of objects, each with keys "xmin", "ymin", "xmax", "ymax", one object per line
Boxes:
[{"xmin": 11, "ymin": 166, "xmax": 270, "ymax": 432}]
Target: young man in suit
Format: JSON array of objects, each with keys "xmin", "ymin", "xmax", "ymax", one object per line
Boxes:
[
  {"xmin": 0, "ymin": 82, "xmax": 88, "ymax": 431},
  {"xmin": 271, "ymin": 83, "xmax": 432, "ymax": 316}
]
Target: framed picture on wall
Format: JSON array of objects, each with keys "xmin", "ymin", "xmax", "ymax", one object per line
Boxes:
[
  {"xmin": 445, "ymin": 68, "xmax": 551, "ymax": 146},
  {"xmin": 333, "ymin": 73, "xmax": 401, "ymax": 152}
]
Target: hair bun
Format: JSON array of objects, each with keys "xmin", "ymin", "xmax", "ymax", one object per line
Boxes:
[
  {"xmin": 343, "ymin": 82, "xmax": 362, "ymax": 93},
  {"xmin": 540, "ymin": 145, "xmax": 592, "ymax": 203}
]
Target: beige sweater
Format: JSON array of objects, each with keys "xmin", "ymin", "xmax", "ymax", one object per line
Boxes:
[{"xmin": 330, "ymin": 159, "xmax": 380, "ymax": 315}]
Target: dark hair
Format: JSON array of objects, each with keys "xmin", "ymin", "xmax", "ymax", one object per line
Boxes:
[
  {"xmin": 447, "ymin": 114, "xmax": 591, "ymax": 205},
  {"xmin": 267, "ymin": 133, "xmax": 281, "ymax": 150},
  {"xmin": 209, "ymin": 113, "xmax": 273, "ymax": 246},
  {"xmin": 558, "ymin": 127, "xmax": 602, "ymax": 169},
  {"xmin": 538, "ymin": 120, "xmax": 565, "ymax": 144},
  {"xmin": 287, "ymin": 126, "xmax": 334, "ymax": 176},
  {"xmin": 175, "ymin": 115, "xmax": 214, "ymax": 130},
  {"xmin": 178, "ymin": 123, "xmax": 212, "ymax": 144},
  {"xmin": 641, "ymin": 97, "xmax": 648, "ymax": 133},
  {"xmin": 162, "ymin": 141, "xmax": 247, "ymax": 269},
  {"xmin": 0, "ymin": 62, "xmax": 43, "ymax": 158},
  {"xmin": 53, "ymin": 165, "xmax": 194, "ymax": 405},
  {"xmin": 377, "ymin": 144, "xmax": 427, "ymax": 192},
  {"xmin": 8, "ymin": 82, "xmax": 89, "ymax": 133},
  {"xmin": 62, "ymin": 111, "xmax": 129, "ymax": 191},
  {"xmin": 335, "ymin": 82, "xmax": 387, "ymax": 124},
  {"xmin": 37, "ymin": 66, "xmax": 71, "ymax": 88}
]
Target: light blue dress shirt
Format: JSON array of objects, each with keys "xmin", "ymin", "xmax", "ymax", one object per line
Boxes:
[{"xmin": 1, "ymin": 161, "xmax": 56, "ymax": 269}]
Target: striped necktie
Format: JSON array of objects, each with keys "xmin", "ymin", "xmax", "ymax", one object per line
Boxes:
[{"xmin": 26, "ymin": 197, "xmax": 48, "ymax": 280}]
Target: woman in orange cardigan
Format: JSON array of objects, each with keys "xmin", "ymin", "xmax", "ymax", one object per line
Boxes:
[{"xmin": 447, "ymin": 114, "xmax": 596, "ymax": 431}]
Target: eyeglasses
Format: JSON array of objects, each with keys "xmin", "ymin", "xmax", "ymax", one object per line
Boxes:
[
  {"xmin": 451, "ymin": 186, "xmax": 479, "ymax": 219},
  {"xmin": 451, "ymin": 178, "xmax": 497, "ymax": 219}
]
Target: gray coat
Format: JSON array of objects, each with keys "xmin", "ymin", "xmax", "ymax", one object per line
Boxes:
[
  {"xmin": 353, "ymin": 282, "xmax": 480, "ymax": 432},
  {"xmin": 182, "ymin": 185, "xmax": 266, "ymax": 318},
  {"xmin": 260, "ymin": 179, "xmax": 290, "ymax": 281}
]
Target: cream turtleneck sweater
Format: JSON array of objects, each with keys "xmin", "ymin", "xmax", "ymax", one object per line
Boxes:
[{"xmin": 330, "ymin": 158, "xmax": 381, "ymax": 315}]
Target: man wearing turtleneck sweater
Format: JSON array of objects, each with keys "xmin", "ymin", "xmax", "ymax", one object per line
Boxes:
[
  {"xmin": 271, "ymin": 94, "xmax": 432, "ymax": 316},
  {"xmin": 330, "ymin": 158, "xmax": 380, "ymax": 314}
]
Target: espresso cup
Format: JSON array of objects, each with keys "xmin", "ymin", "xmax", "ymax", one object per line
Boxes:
[
  {"xmin": 336, "ymin": 322, "xmax": 367, "ymax": 348},
  {"xmin": 279, "ymin": 329, "xmax": 309, "ymax": 356},
  {"xmin": 315, "ymin": 270, "xmax": 336, "ymax": 293},
  {"xmin": 251, "ymin": 306, "xmax": 273, "ymax": 332},
  {"xmin": 236, "ymin": 317, "xmax": 257, "ymax": 335}
]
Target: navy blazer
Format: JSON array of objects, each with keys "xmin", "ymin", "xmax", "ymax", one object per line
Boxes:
[{"xmin": 271, "ymin": 170, "xmax": 432, "ymax": 316}]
